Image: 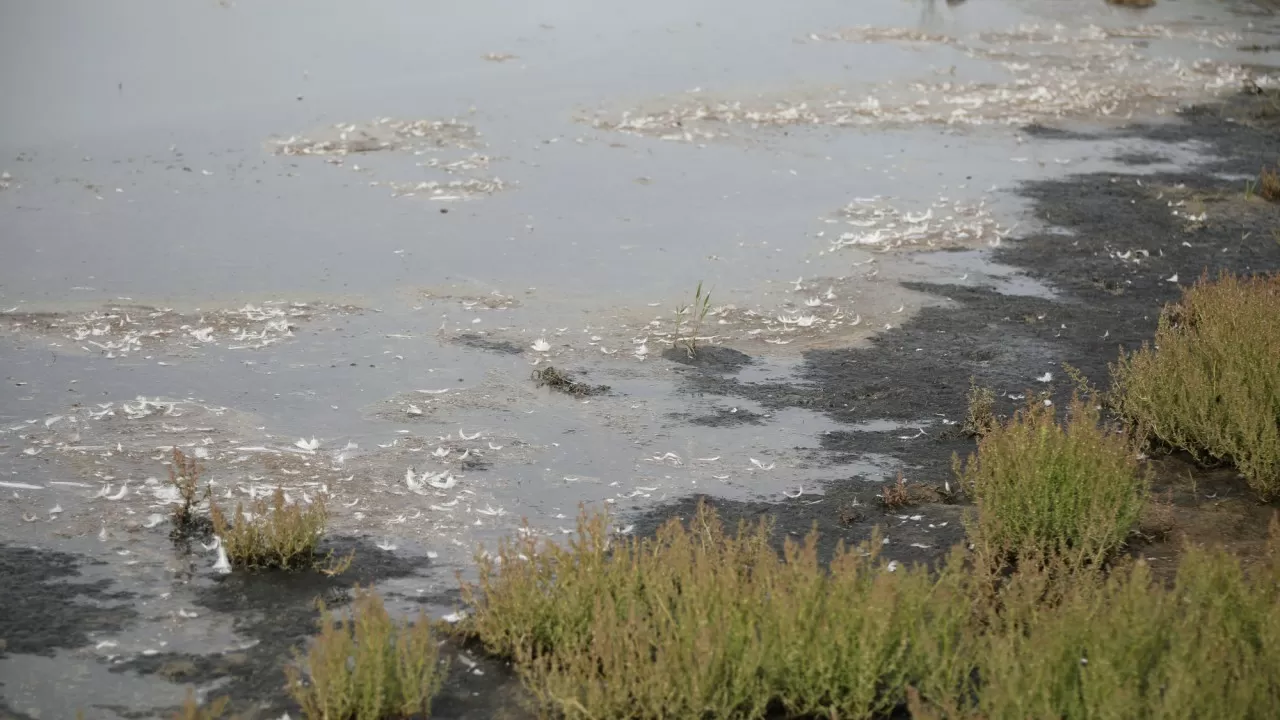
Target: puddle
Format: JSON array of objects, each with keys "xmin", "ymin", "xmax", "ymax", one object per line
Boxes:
[{"xmin": 2, "ymin": 0, "xmax": 1277, "ymax": 715}]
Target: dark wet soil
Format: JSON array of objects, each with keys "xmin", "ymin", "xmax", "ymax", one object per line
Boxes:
[
  {"xmin": 661, "ymin": 345, "xmax": 753, "ymax": 372},
  {"xmin": 455, "ymin": 334, "xmax": 525, "ymax": 356},
  {"xmin": 640, "ymin": 88, "xmax": 1280, "ymax": 570},
  {"xmin": 0, "ymin": 546, "xmax": 138, "ymax": 657}
]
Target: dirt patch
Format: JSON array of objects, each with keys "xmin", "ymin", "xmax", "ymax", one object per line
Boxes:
[{"xmin": 643, "ymin": 89, "xmax": 1280, "ymax": 566}]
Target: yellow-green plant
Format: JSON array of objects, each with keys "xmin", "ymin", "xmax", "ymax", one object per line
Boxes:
[
  {"xmin": 921, "ymin": 522, "xmax": 1280, "ymax": 719},
  {"xmin": 462, "ymin": 506, "xmax": 1280, "ymax": 719},
  {"xmin": 286, "ymin": 588, "xmax": 446, "ymax": 720},
  {"xmin": 461, "ymin": 503, "xmax": 974, "ymax": 719},
  {"xmin": 957, "ymin": 394, "xmax": 1149, "ymax": 569},
  {"xmin": 210, "ymin": 487, "xmax": 350, "ymax": 573},
  {"xmin": 1111, "ymin": 271, "xmax": 1280, "ymax": 499}
]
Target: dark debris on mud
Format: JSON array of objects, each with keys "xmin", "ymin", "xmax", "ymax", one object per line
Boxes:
[{"xmin": 531, "ymin": 365, "xmax": 610, "ymax": 397}]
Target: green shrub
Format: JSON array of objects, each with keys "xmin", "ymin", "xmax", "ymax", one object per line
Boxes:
[
  {"xmin": 462, "ymin": 504, "xmax": 973, "ymax": 719},
  {"xmin": 462, "ymin": 507, "xmax": 1280, "ymax": 720},
  {"xmin": 921, "ymin": 522, "xmax": 1280, "ymax": 720},
  {"xmin": 210, "ymin": 487, "xmax": 350, "ymax": 573},
  {"xmin": 286, "ymin": 588, "xmax": 446, "ymax": 720},
  {"xmin": 1112, "ymin": 272, "xmax": 1280, "ymax": 499},
  {"xmin": 957, "ymin": 394, "xmax": 1149, "ymax": 568}
]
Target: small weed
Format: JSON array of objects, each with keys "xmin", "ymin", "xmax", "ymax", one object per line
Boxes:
[
  {"xmin": 957, "ymin": 394, "xmax": 1149, "ymax": 569},
  {"xmin": 210, "ymin": 488, "xmax": 351, "ymax": 573},
  {"xmin": 1111, "ymin": 271, "xmax": 1280, "ymax": 499},
  {"xmin": 167, "ymin": 448, "xmax": 210, "ymax": 535},
  {"xmin": 673, "ymin": 281, "xmax": 713, "ymax": 358},
  {"xmin": 1105, "ymin": 0, "xmax": 1156, "ymax": 7},
  {"xmin": 531, "ymin": 365, "xmax": 609, "ymax": 397},
  {"xmin": 881, "ymin": 472, "xmax": 913, "ymax": 510},
  {"xmin": 961, "ymin": 378, "xmax": 996, "ymax": 438},
  {"xmin": 286, "ymin": 587, "xmax": 446, "ymax": 720}
]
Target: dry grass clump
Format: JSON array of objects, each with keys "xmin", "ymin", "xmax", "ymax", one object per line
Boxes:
[
  {"xmin": 167, "ymin": 448, "xmax": 210, "ymax": 533},
  {"xmin": 462, "ymin": 504, "xmax": 974, "ymax": 719},
  {"xmin": 286, "ymin": 588, "xmax": 446, "ymax": 720},
  {"xmin": 1111, "ymin": 272, "xmax": 1280, "ymax": 499},
  {"xmin": 1259, "ymin": 164, "xmax": 1280, "ymax": 202},
  {"xmin": 461, "ymin": 505, "xmax": 1280, "ymax": 720},
  {"xmin": 957, "ymin": 394, "xmax": 1149, "ymax": 569},
  {"xmin": 961, "ymin": 378, "xmax": 997, "ymax": 438},
  {"xmin": 210, "ymin": 488, "xmax": 350, "ymax": 573}
]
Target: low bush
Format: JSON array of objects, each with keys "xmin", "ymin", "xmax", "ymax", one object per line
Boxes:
[
  {"xmin": 286, "ymin": 588, "xmax": 446, "ymax": 720},
  {"xmin": 461, "ymin": 507, "xmax": 1280, "ymax": 720},
  {"xmin": 1111, "ymin": 271, "xmax": 1280, "ymax": 499},
  {"xmin": 957, "ymin": 394, "xmax": 1149, "ymax": 569},
  {"xmin": 210, "ymin": 487, "xmax": 350, "ymax": 573}
]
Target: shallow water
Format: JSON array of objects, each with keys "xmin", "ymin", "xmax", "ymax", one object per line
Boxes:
[{"xmin": 2, "ymin": 0, "xmax": 1277, "ymax": 716}]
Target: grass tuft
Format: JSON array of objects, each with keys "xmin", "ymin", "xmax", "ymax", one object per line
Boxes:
[
  {"xmin": 1111, "ymin": 271, "xmax": 1280, "ymax": 499},
  {"xmin": 286, "ymin": 587, "xmax": 446, "ymax": 720},
  {"xmin": 956, "ymin": 394, "xmax": 1149, "ymax": 569},
  {"xmin": 673, "ymin": 281, "xmax": 713, "ymax": 358},
  {"xmin": 210, "ymin": 487, "xmax": 351, "ymax": 573}
]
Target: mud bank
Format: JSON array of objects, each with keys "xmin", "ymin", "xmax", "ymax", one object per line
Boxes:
[{"xmin": 636, "ymin": 87, "xmax": 1280, "ymax": 570}]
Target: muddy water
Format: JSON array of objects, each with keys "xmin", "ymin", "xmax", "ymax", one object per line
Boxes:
[{"xmin": 2, "ymin": 0, "xmax": 1277, "ymax": 717}]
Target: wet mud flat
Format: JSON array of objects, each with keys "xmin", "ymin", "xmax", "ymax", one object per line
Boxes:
[
  {"xmin": 1, "ymin": 88, "xmax": 1276, "ymax": 719},
  {"xmin": 644, "ymin": 87, "xmax": 1280, "ymax": 571}
]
